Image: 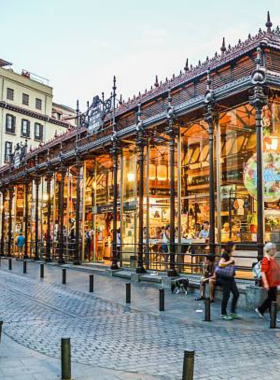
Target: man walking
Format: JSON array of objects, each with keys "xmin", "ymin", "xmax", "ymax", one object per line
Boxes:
[{"xmin": 16, "ymin": 231, "xmax": 25, "ymax": 260}]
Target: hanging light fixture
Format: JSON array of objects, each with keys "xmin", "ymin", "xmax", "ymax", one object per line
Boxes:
[{"xmin": 127, "ymin": 172, "xmax": 135, "ymax": 182}]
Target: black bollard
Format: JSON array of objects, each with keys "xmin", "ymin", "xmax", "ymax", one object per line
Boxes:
[
  {"xmin": 204, "ymin": 298, "xmax": 211, "ymax": 322},
  {"xmin": 159, "ymin": 288, "xmax": 165, "ymax": 311},
  {"xmin": 8, "ymin": 258, "xmax": 12, "ymax": 270},
  {"xmin": 270, "ymin": 301, "xmax": 278, "ymax": 329},
  {"xmin": 0, "ymin": 321, "xmax": 3, "ymax": 344},
  {"xmin": 126, "ymin": 283, "xmax": 131, "ymax": 304},
  {"xmin": 61, "ymin": 338, "xmax": 71, "ymax": 380},
  {"xmin": 40, "ymin": 263, "xmax": 44, "ymax": 278},
  {"xmin": 89, "ymin": 274, "xmax": 94, "ymax": 293},
  {"xmin": 62, "ymin": 268, "xmax": 66, "ymax": 285},
  {"xmin": 23, "ymin": 260, "xmax": 27, "ymax": 274},
  {"xmin": 182, "ymin": 350, "xmax": 195, "ymax": 380},
  {"xmin": 0, "ymin": 257, "xmax": 1, "ymax": 267}
]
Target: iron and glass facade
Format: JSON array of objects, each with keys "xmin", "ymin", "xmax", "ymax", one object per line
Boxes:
[{"xmin": 2, "ymin": 22, "xmax": 280, "ymax": 278}]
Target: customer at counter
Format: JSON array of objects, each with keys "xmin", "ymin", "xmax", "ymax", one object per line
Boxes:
[{"xmin": 199, "ymin": 221, "xmax": 210, "ymax": 239}]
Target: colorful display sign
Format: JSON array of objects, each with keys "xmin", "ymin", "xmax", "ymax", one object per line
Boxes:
[{"xmin": 244, "ymin": 152, "xmax": 280, "ymax": 202}]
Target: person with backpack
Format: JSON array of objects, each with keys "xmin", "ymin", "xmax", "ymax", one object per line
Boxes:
[
  {"xmin": 255, "ymin": 242, "xmax": 280, "ymax": 319},
  {"xmin": 216, "ymin": 241, "xmax": 240, "ymax": 320}
]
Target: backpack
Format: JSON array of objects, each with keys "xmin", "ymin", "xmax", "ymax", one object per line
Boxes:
[{"xmin": 253, "ymin": 261, "xmax": 262, "ymax": 280}]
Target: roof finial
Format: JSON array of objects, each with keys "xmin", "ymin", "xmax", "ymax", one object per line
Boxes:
[
  {"xmin": 184, "ymin": 58, "xmax": 189, "ymax": 72},
  {"xmin": 266, "ymin": 11, "xmax": 272, "ymax": 32},
  {"xmin": 220, "ymin": 37, "xmax": 226, "ymax": 54},
  {"xmin": 154, "ymin": 75, "xmax": 159, "ymax": 87}
]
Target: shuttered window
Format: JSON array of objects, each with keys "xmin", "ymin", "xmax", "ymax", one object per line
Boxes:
[{"xmin": 34, "ymin": 123, "xmax": 43, "ymax": 141}]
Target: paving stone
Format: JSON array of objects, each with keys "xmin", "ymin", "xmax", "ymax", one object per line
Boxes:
[{"xmin": 0, "ymin": 263, "xmax": 280, "ymax": 379}]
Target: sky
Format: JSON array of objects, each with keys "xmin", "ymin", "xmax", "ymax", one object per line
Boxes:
[{"xmin": 0, "ymin": 0, "xmax": 279, "ymax": 110}]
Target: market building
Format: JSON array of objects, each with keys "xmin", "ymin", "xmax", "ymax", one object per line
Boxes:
[{"xmin": 1, "ymin": 15, "xmax": 280, "ymax": 278}]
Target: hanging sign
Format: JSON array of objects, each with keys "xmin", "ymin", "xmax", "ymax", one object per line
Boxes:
[
  {"xmin": 244, "ymin": 151, "xmax": 280, "ymax": 202},
  {"xmin": 88, "ymin": 96, "xmax": 103, "ymax": 135},
  {"xmin": 84, "ymin": 95, "xmax": 112, "ymax": 135}
]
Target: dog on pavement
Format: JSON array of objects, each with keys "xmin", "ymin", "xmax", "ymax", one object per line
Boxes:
[{"xmin": 171, "ymin": 278, "xmax": 189, "ymax": 295}]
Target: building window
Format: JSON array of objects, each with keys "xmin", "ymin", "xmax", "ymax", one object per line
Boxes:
[
  {"xmin": 21, "ymin": 119, "xmax": 30, "ymax": 137},
  {"xmin": 4, "ymin": 142, "xmax": 13, "ymax": 163},
  {"xmin": 34, "ymin": 123, "xmax": 43, "ymax": 141},
  {"xmin": 35, "ymin": 98, "xmax": 42, "ymax": 110},
  {"xmin": 5, "ymin": 114, "xmax": 16, "ymax": 134},
  {"xmin": 7, "ymin": 88, "xmax": 14, "ymax": 101},
  {"xmin": 22, "ymin": 93, "xmax": 29, "ymax": 106}
]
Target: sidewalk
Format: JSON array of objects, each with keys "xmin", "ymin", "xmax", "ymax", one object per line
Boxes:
[
  {"xmin": 0, "ymin": 334, "xmax": 157, "ymax": 380},
  {"xmin": 0, "ymin": 258, "xmax": 279, "ymax": 380},
  {"xmin": 0, "ymin": 258, "xmax": 274, "ymax": 330}
]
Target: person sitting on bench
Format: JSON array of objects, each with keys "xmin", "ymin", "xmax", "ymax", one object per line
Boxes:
[{"xmin": 195, "ymin": 254, "xmax": 220, "ymax": 302}]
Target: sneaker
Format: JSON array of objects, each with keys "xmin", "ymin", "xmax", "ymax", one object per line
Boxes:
[
  {"xmin": 221, "ymin": 314, "xmax": 233, "ymax": 320},
  {"xmin": 210, "ymin": 299, "xmax": 215, "ymax": 303},
  {"xmin": 255, "ymin": 308, "xmax": 265, "ymax": 319},
  {"xmin": 230, "ymin": 313, "xmax": 241, "ymax": 319},
  {"xmin": 195, "ymin": 296, "xmax": 205, "ymax": 301}
]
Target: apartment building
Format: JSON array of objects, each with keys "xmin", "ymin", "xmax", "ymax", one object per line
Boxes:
[{"xmin": 0, "ymin": 57, "xmax": 75, "ymax": 166}]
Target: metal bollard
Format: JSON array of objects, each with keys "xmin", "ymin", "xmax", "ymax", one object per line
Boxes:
[
  {"xmin": 62, "ymin": 268, "xmax": 66, "ymax": 285},
  {"xmin": 61, "ymin": 338, "xmax": 71, "ymax": 380},
  {"xmin": 23, "ymin": 260, "xmax": 27, "ymax": 274},
  {"xmin": 8, "ymin": 258, "xmax": 12, "ymax": 270},
  {"xmin": 0, "ymin": 321, "xmax": 3, "ymax": 344},
  {"xmin": 89, "ymin": 274, "xmax": 94, "ymax": 292},
  {"xmin": 40, "ymin": 263, "xmax": 44, "ymax": 278},
  {"xmin": 204, "ymin": 298, "xmax": 211, "ymax": 322},
  {"xmin": 126, "ymin": 283, "xmax": 131, "ymax": 304},
  {"xmin": 182, "ymin": 350, "xmax": 195, "ymax": 380},
  {"xmin": 159, "ymin": 288, "xmax": 165, "ymax": 311},
  {"xmin": 270, "ymin": 301, "xmax": 278, "ymax": 329}
]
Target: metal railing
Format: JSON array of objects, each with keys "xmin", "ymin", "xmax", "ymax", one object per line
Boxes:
[{"xmin": 0, "ymin": 239, "xmax": 260, "ymax": 279}]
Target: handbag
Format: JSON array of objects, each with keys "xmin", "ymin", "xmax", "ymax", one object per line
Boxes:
[
  {"xmin": 253, "ymin": 261, "xmax": 262, "ymax": 280},
  {"xmin": 215, "ymin": 264, "xmax": 235, "ymax": 279}
]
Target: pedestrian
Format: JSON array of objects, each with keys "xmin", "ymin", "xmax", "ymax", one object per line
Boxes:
[
  {"xmin": 85, "ymin": 226, "xmax": 91, "ymax": 260},
  {"xmin": 16, "ymin": 231, "xmax": 25, "ymax": 260},
  {"xmin": 116, "ymin": 228, "xmax": 121, "ymax": 261},
  {"xmin": 215, "ymin": 241, "xmax": 239, "ymax": 320},
  {"xmin": 162, "ymin": 225, "xmax": 170, "ymax": 269},
  {"xmin": 255, "ymin": 242, "xmax": 280, "ymax": 319}
]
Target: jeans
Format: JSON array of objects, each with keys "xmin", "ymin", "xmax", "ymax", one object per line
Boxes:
[
  {"xmin": 258, "ymin": 287, "xmax": 278, "ymax": 315},
  {"xmin": 221, "ymin": 278, "xmax": 239, "ymax": 315}
]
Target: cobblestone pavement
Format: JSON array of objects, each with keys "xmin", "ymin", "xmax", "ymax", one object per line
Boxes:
[{"xmin": 0, "ymin": 261, "xmax": 280, "ymax": 380}]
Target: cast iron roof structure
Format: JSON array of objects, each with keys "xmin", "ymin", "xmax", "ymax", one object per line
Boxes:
[{"xmin": 1, "ymin": 12, "xmax": 280, "ymax": 187}]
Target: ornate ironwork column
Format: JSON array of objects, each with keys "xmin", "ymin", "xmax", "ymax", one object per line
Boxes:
[
  {"xmin": 24, "ymin": 176, "xmax": 29, "ymax": 259},
  {"xmin": 204, "ymin": 69, "xmax": 217, "ymax": 253},
  {"xmin": 34, "ymin": 176, "xmax": 41, "ymax": 260},
  {"xmin": 7, "ymin": 184, "xmax": 14, "ymax": 257},
  {"xmin": 136, "ymin": 104, "xmax": 146, "ymax": 274},
  {"xmin": 166, "ymin": 90, "xmax": 178, "ymax": 277},
  {"xmin": 0, "ymin": 188, "xmax": 6, "ymax": 257},
  {"xmin": 58, "ymin": 165, "xmax": 67, "ymax": 264},
  {"xmin": 249, "ymin": 47, "xmax": 268, "ymax": 261},
  {"xmin": 45, "ymin": 170, "xmax": 53, "ymax": 262},
  {"xmin": 73, "ymin": 159, "xmax": 82, "ymax": 265},
  {"xmin": 110, "ymin": 140, "xmax": 120, "ymax": 270}
]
